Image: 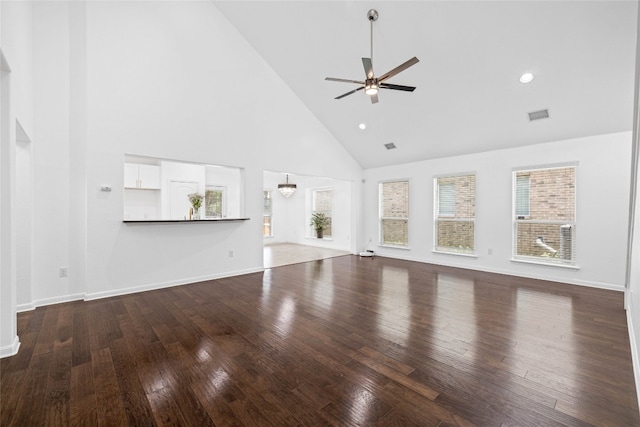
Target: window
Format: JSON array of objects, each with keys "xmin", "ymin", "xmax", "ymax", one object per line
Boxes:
[
  {"xmin": 263, "ymin": 190, "xmax": 272, "ymax": 237},
  {"xmin": 205, "ymin": 186, "xmax": 226, "ymax": 218},
  {"xmin": 379, "ymin": 180, "xmax": 409, "ymax": 246},
  {"xmin": 434, "ymin": 174, "xmax": 475, "ymax": 254},
  {"xmin": 312, "ymin": 189, "xmax": 332, "ymax": 238},
  {"xmin": 513, "ymin": 165, "xmax": 576, "ymax": 264}
]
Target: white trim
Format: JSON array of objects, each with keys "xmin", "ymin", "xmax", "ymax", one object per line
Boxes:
[
  {"xmin": 16, "ymin": 302, "xmax": 35, "ymax": 312},
  {"xmin": 433, "ymin": 170, "xmax": 477, "ymax": 179},
  {"xmin": 374, "ymin": 252, "xmax": 623, "ymax": 291},
  {"xmin": 512, "ymin": 161, "xmax": 579, "ymax": 172},
  {"xmin": 0, "ymin": 336, "xmax": 20, "ymax": 359},
  {"xmin": 626, "ymin": 293, "xmax": 640, "ymax": 416},
  {"xmin": 305, "ymin": 236, "xmax": 333, "ymax": 241},
  {"xmin": 433, "ymin": 250, "xmax": 477, "ymax": 258},
  {"xmin": 30, "ymin": 293, "xmax": 85, "ymax": 310},
  {"xmin": 510, "ymin": 257, "xmax": 579, "ymax": 270},
  {"xmin": 378, "ymin": 243, "xmax": 411, "ymax": 250},
  {"xmin": 84, "ymin": 267, "xmax": 264, "ymax": 301}
]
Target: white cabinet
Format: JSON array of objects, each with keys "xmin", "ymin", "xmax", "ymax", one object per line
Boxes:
[{"xmin": 124, "ymin": 163, "xmax": 160, "ymax": 189}]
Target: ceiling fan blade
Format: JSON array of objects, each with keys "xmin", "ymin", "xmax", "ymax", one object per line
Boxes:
[
  {"xmin": 370, "ymin": 93, "xmax": 379, "ymax": 104},
  {"xmin": 380, "ymin": 83, "xmax": 416, "ymax": 92},
  {"xmin": 378, "ymin": 57, "xmax": 419, "ymax": 82},
  {"xmin": 362, "ymin": 58, "xmax": 374, "ymax": 79},
  {"xmin": 325, "ymin": 77, "xmax": 365, "ymax": 84},
  {"xmin": 335, "ymin": 86, "xmax": 364, "ymax": 99}
]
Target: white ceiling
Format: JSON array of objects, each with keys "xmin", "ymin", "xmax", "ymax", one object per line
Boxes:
[{"xmin": 214, "ymin": 1, "xmax": 638, "ymax": 169}]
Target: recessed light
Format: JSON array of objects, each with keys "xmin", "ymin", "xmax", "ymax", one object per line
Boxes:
[
  {"xmin": 520, "ymin": 72, "xmax": 534, "ymax": 83},
  {"xmin": 358, "ymin": 123, "xmax": 366, "ymax": 130}
]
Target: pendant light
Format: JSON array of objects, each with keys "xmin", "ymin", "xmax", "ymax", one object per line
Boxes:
[{"xmin": 278, "ymin": 174, "xmax": 297, "ymax": 198}]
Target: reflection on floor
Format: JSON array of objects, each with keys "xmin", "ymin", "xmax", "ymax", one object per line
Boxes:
[{"xmin": 264, "ymin": 242, "xmax": 351, "ymax": 268}]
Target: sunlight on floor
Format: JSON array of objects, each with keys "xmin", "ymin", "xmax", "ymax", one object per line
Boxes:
[{"xmin": 264, "ymin": 243, "xmax": 351, "ymax": 268}]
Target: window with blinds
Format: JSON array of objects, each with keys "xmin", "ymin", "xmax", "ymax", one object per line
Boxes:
[
  {"xmin": 379, "ymin": 180, "xmax": 409, "ymax": 246},
  {"xmin": 312, "ymin": 189, "xmax": 332, "ymax": 238},
  {"xmin": 434, "ymin": 174, "xmax": 475, "ymax": 254},
  {"xmin": 513, "ymin": 165, "xmax": 576, "ymax": 264},
  {"xmin": 263, "ymin": 190, "xmax": 272, "ymax": 237}
]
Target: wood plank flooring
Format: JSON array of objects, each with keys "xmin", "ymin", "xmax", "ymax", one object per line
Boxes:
[{"xmin": 1, "ymin": 255, "xmax": 638, "ymax": 426}]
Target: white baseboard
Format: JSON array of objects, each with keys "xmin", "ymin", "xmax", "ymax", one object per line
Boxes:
[
  {"xmin": 17, "ymin": 294, "xmax": 85, "ymax": 312},
  {"xmin": 16, "ymin": 302, "xmax": 36, "ymax": 313},
  {"xmin": 84, "ymin": 267, "xmax": 265, "ymax": 301},
  {"xmin": 15, "ymin": 268, "xmax": 265, "ymax": 310},
  {"xmin": 626, "ymin": 290, "xmax": 640, "ymax": 416},
  {"xmin": 374, "ymin": 251, "xmax": 625, "ymax": 292},
  {"xmin": 0, "ymin": 336, "xmax": 20, "ymax": 359}
]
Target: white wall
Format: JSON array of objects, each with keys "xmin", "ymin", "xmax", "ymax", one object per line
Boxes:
[
  {"xmin": 363, "ymin": 132, "xmax": 632, "ymax": 290},
  {"xmin": 74, "ymin": 1, "xmax": 362, "ymax": 299},
  {"xmin": 0, "ymin": 0, "xmax": 362, "ymax": 323},
  {"xmin": 625, "ymin": 1, "xmax": 640, "ymax": 411},
  {"xmin": 0, "ymin": 0, "xmax": 34, "ymax": 356}
]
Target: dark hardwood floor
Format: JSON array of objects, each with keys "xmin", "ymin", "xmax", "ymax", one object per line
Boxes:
[{"xmin": 1, "ymin": 255, "xmax": 638, "ymax": 426}]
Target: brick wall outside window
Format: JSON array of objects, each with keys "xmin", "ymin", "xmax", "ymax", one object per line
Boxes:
[
  {"xmin": 380, "ymin": 181, "xmax": 409, "ymax": 246},
  {"xmin": 514, "ymin": 166, "xmax": 576, "ymax": 262},
  {"xmin": 435, "ymin": 174, "xmax": 475, "ymax": 253},
  {"xmin": 313, "ymin": 189, "xmax": 332, "ymax": 238}
]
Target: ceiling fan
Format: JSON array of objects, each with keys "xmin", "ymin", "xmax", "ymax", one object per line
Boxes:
[{"xmin": 325, "ymin": 9, "xmax": 419, "ymax": 104}]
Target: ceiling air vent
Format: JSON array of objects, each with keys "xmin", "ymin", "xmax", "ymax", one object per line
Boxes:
[
  {"xmin": 528, "ymin": 109, "xmax": 549, "ymax": 121},
  {"xmin": 384, "ymin": 142, "xmax": 396, "ymax": 150}
]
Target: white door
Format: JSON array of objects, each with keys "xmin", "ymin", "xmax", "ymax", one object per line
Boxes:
[{"xmin": 169, "ymin": 181, "xmax": 198, "ymax": 220}]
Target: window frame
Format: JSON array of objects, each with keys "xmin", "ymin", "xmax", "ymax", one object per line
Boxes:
[
  {"xmin": 511, "ymin": 163, "xmax": 578, "ymax": 267},
  {"xmin": 433, "ymin": 173, "xmax": 476, "ymax": 256},
  {"xmin": 378, "ymin": 179, "xmax": 410, "ymax": 248},
  {"xmin": 204, "ymin": 185, "xmax": 226, "ymax": 219},
  {"xmin": 310, "ymin": 187, "xmax": 333, "ymax": 239}
]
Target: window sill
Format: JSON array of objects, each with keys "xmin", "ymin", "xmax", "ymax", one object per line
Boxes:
[
  {"xmin": 433, "ymin": 250, "xmax": 477, "ymax": 258},
  {"xmin": 510, "ymin": 257, "xmax": 579, "ymax": 270},
  {"xmin": 305, "ymin": 236, "xmax": 333, "ymax": 241},
  {"xmin": 378, "ymin": 244, "xmax": 411, "ymax": 250}
]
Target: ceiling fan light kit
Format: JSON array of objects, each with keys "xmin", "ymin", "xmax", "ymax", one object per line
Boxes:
[{"xmin": 325, "ymin": 9, "xmax": 419, "ymax": 104}]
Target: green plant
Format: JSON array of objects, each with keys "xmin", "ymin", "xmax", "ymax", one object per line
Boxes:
[
  {"xmin": 188, "ymin": 193, "xmax": 203, "ymax": 210},
  {"xmin": 310, "ymin": 212, "xmax": 330, "ymax": 231}
]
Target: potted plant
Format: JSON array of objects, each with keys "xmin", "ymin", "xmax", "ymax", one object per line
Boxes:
[
  {"xmin": 188, "ymin": 192, "xmax": 203, "ymax": 220},
  {"xmin": 310, "ymin": 212, "xmax": 330, "ymax": 239}
]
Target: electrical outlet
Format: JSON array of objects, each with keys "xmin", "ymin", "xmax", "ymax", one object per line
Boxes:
[
  {"xmin": 59, "ymin": 267, "xmax": 68, "ymax": 277},
  {"xmin": 228, "ymin": 250, "xmax": 234, "ymax": 258},
  {"xmin": 488, "ymin": 248, "xmax": 493, "ymax": 255}
]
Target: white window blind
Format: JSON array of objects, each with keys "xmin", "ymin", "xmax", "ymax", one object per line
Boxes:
[
  {"xmin": 515, "ymin": 175, "xmax": 530, "ymax": 218},
  {"xmin": 379, "ymin": 181, "xmax": 409, "ymax": 246},
  {"xmin": 438, "ymin": 182, "xmax": 456, "ymax": 217},
  {"xmin": 513, "ymin": 166, "xmax": 576, "ymax": 264},
  {"xmin": 434, "ymin": 174, "xmax": 475, "ymax": 254}
]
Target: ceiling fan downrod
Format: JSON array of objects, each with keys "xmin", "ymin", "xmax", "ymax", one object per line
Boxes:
[{"xmin": 367, "ymin": 9, "xmax": 378, "ymax": 64}]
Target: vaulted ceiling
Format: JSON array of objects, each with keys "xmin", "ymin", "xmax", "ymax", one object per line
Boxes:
[{"xmin": 214, "ymin": 1, "xmax": 638, "ymax": 169}]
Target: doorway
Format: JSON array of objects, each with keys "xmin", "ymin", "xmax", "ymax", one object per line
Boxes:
[{"xmin": 263, "ymin": 171, "xmax": 354, "ymax": 268}]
